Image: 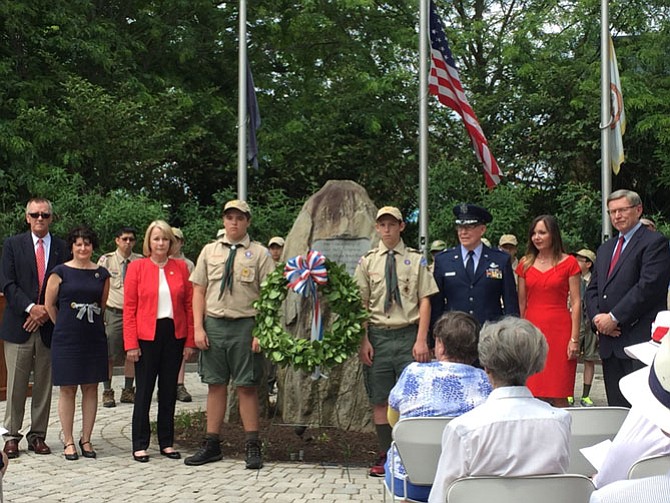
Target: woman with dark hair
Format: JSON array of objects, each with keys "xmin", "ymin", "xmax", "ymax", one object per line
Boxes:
[
  {"xmin": 384, "ymin": 311, "xmax": 492, "ymax": 501},
  {"xmin": 516, "ymin": 215, "xmax": 581, "ymax": 407},
  {"xmin": 45, "ymin": 225, "xmax": 110, "ymax": 460}
]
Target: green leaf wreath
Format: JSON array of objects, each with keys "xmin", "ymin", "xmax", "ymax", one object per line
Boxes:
[{"xmin": 253, "ymin": 259, "xmax": 369, "ymax": 373}]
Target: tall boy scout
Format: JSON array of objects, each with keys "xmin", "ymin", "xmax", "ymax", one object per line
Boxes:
[
  {"xmin": 184, "ymin": 200, "xmax": 275, "ymax": 469},
  {"xmin": 354, "ymin": 206, "xmax": 438, "ymax": 477}
]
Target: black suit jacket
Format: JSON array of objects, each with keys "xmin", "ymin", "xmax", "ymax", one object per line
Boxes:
[
  {"xmin": 585, "ymin": 226, "xmax": 670, "ymax": 359},
  {"xmin": 0, "ymin": 232, "xmax": 69, "ymax": 347},
  {"xmin": 431, "ymin": 245, "xmax": 519, "ymax": 327}
]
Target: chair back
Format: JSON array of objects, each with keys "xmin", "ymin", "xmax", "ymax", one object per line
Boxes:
[
  {"xmin": 392, "ymin": 416, "xmax": 453, "ymax": 485},
  {"xmin": 446, "ymin": 474, "xmax": 596, "ymax": 503},
  {"xmin": 627, "ymin": 453, "xmax": 670, "ymax": 479},
  {"xmin": 566, "ymin": 406, "xmax": 629, "ymax": 475}
]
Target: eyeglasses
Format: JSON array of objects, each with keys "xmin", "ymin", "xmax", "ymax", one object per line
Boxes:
[
  {"xmin": 28, "ymin": 212, "xmax": 51, "ymax": 219},
  {"xmin": 606, "ymin": 205, "xmax": 637, "ymax": 216},
  {"xmin": 456, "ymin": 224, "xmax": 482, "ymax": 231},
  {"xmin": 119, "ymin": 237, "xmax": 136, "ymax": 242}
]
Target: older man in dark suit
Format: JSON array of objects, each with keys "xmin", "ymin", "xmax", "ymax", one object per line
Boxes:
[
  {"xmin": 585, "ymin": 189, "xmax": 670, "ymax": 407},
  {"xmin": 0, "ymin": 198, "xmax": 68, "ymax": 458},
  {"xmin": 431, "ymin": 203, "xmax": 519, "ymax": 327}
]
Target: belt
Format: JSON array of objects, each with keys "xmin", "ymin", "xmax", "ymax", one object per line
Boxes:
[{"xmin": 106, "ymin": 306, "xmax": 123, "ymax": 315}]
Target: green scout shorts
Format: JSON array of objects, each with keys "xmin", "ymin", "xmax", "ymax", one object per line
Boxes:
[
  {"xmin": 363, "ymin": 325, "xmax": 417, "ymax": 405},
  {"xmin": 198, "ymin": 316, "xmax": 263, "ymax": 387},
  {"xmin": 104, "ymin": 308, "xmax": 126, "ymax": 365}
]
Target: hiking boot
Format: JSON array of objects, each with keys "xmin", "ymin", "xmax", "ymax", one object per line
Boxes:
[
  {"xmin": 120, "ymin": 387, "xmax": 135, "ymax": 403},
  {"xmin": 566, "ymin": 396, "xmax": 574, "ymax": 406},
  {"xmin": 369, "ymin": 452, "xmax": 386, "ymax": 477},
  {"xmin": 580, "ymin": 396, "xmax": 595, "ymax": 407},
  {"xmin": 184, "ymin": 438, "xmax": 223, "ymax": 466},
  {"xmin": 102, "ymin": 389, "xmax": 116, "ymax": 408},
  {"xmin": 245, "ymin": 440, "xmax": 263, "ymax": 470},
  {"xmin": 176, "ymin": 384, "xmax": 192, "ymax": 403}
]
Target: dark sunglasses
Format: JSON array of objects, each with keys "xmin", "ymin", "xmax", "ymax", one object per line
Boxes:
[
  {"xmin": 28, "ymin": 212, "xmax": 51, "ymax": 219},
  {"xmin": 119, "ymin": 237, "xmax": 136, "ymax": 242}
]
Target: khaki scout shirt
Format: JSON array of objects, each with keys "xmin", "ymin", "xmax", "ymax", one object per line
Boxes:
[
  {"xmin": 190, "ymin": 234, "xmax": 275, "ymax": 319},
  {"xmin": 97, "ymin": 250, "xmax": 143, "ymax": 309},
  {"xmin": 354, "ymin": 239, "xmax": 439, "ymax": 329}
]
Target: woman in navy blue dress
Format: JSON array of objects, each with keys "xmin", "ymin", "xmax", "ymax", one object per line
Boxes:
[{"xmin": 45, "ymin": 226, "xmax": 110, "ymax": 461}]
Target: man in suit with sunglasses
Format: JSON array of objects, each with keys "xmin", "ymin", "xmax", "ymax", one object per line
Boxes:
[{"xmin": 0, "ymin": 198, "xmax": 68, "ymax": 458}]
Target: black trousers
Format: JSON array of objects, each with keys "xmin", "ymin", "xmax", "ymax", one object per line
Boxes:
[
  {"xmin": 601, "ymin": 356, "xmax": 645, "ymax": 407},
  {"xmin": 132, "ymin": 319, "xmax": 185, "ymax": 451}
]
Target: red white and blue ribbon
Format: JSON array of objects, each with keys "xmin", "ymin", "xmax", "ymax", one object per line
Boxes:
[{"xmin": 284, "ymin": 250, "xmax": 328, "ymax": 378}]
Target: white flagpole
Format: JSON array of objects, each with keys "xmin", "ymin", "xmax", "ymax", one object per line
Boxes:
[
  {"xmin": 600, "ymin": 0, "xmax": 612, "ymax": 241},
  {"xmin": 418, "ymin": 0, "xmax": 429, "ymax": 257},
  {"xmin": 238, "ymin": 0, "xmax": 248, "ymax": 200}
]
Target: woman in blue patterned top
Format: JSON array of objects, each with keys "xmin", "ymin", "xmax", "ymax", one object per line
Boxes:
[{"xmin": 385, "ymin": 311, "xmax": 492, "ymax": 501}]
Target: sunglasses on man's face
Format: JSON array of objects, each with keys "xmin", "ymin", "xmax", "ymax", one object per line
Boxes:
[
  {"xmin": 119, "ymin": 237, "xmax": 136, "ymax": 242},
  {"xmin": 28, "ymin": 212, "xmax": 51, "ymax": 219}
]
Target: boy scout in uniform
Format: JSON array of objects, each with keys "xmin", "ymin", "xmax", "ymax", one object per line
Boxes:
[
  {"xmin": 184, "ymin": 200, "xmax": 275, "ymax": 470},
  {"xmin": 354, "ymin": 206, "xmax": 439, "ymax": 477},
  {"xmin": 267, "ymin": 236, "xmax": 285, "ymax": 264},
  {"xmin": 97, "ymin": 227, "xmax": 143, "ymax": 407}
]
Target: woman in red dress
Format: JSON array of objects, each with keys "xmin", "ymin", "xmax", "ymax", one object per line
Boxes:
[{"xmin": 516, "ymin": 215, "xmax": 581, "ymax": 407}]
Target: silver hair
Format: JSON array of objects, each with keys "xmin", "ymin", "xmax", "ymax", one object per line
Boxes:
[
  {"xmin": 25, "ymin": 198, "xmax": 53, "ymax": 214},
  {"xmin": 479, "ymin": 317, "xmax": 548, "ymax": 386},
  {"xmin": 608, "ymin": 189, "xmax": 642, "ymax": 207}
]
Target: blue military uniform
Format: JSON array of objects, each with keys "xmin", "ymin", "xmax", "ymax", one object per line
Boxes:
[{"xmin": 430, "ymin": 204, "xmax": 519, "ymax": 327}]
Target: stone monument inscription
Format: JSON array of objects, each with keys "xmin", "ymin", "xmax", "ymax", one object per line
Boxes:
[{"xmin": 311, "ymin": 238, "xmax": 371, "ymax": 275}]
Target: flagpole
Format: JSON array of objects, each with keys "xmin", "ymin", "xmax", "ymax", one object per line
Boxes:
[
  {"xmin": 600, "ymin": 0, "xmax": 612, "ymax": 241},
  {"xmin": 237, "ymin": 0, "xmax": 248, "ymax": 200},
  {"xmin": 418, "ymin": 0, "xmax": 429, "ymax": 258}
]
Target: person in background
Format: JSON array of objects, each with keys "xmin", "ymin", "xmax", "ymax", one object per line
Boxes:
[
  {"xmin": 516, "ymin": 215, "xmax": 581, "ymax": 407},
  {"xmin": 0, "ymin": 449, "xmax": 8, "ymax": 502},
  {"xmin": 427, "ymin": 239, "xmax": 446, "ymax": 273},
  {"xmin": 498, "ymin": 234, "xmax": 519, "ymax": 284},
  {"xmin": 569, "ymin": 248, "xmax": 599, "ymax": 407},
  {"xmin": 640, "ymin": 217, "xmax": 657, "ymax": 232},
  {"xmin": 384, "ymin": 311, "xmax": 491, "ymax": 501},
  {"xmin": 355, "ymin": 206, "xmax": 438, "ymax": 478},
  {"xmin": 44, "ymin": 226, "xmax": 110, "ymax": 461},
  {"xmin": 0, "ymin": 198, "xmax": 68, "ymax": 459},
  {"xmin": 123, "ymin": 221, "xmax": 196, "ymax": 462},
  {"xmin": 267, "ymin": 236, "xmax": 285, "ymax": 263},
  {"xmin": 97, "ymin": 227, "xmax": 142, "ymax": 408},
  {"xmin": 428, "ymin": 317, "xmax": 571, "ymax": 503},
  {"xmin": 170, "ymin": 227, "xmax": 195, "ymax": 403}
]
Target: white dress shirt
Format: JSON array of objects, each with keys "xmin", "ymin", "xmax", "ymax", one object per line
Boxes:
[
  {"xmin": 590, "ymin": 472, "xmax": 670, "ymax": 503},
  {"xmin": 428, "ymin": 386, "xmax": 571, "ymax": 503}
]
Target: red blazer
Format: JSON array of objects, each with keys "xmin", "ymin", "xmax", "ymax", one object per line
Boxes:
[{"xmin": 123, "ymin": 258, "xmax": 195, "ymax": 351}]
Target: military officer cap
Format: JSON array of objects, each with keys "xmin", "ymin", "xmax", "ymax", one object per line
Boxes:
[
  {"xmin": 430, "ymin": 239, "xmax": 447, "ymax": 252},
  {"xmin": 453, "ymin": 203, "xmax": 493, "ymax": 225}
]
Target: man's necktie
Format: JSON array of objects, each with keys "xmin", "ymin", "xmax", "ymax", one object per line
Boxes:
[
  {"xmin": 121, "ymin": 260, "xmax": 128, "ymax": 283},
  {"xmin": 384, "ymin": 250, "xmax": 402, "ymax": 313},
  {"xmin": 219, "ymin": 244, "xmax": 237, "ymax": 299},
  {"xmin": 466, "ymin": 250, "xmax": 475, "ymax": 280},
  {"xmin": 36, "ymin": 238, "xmax": 45, "ymax": 295},
  {"xmin": 608, "ymin": 236, "xmax": 625, "ymax": 277}
]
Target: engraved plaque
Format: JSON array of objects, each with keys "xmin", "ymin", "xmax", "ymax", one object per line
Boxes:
[{"xmin": 311, "ymin": 238, "xmax": 372, "ymax": 275}]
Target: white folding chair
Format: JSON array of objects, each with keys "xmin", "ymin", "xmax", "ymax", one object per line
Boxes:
[
  {"xmin": 566, "ymin": 406, "xmax": 630, "ymax": 475},
  {"xmin": 446, "ymin": 474, "xmax": 596, "ymax": 503},
  {"xmin": 383, "ymin": 416, "xmax": 453, "ymax": 502},
  {"xmin": 627, "ymin": 453, "xmax": 670, "ymax": 479}
]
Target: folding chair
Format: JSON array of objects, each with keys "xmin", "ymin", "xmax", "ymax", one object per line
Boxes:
[
  {"xmin": 627, "ymin": 453, "xmax": 670, "ymax": 479},
  {"xmin": 383, "ymin": 416, "xmax": 453, "ymax": 502},
  {"xmin": 446, "ymin": 474, "xmax": 596, "ymax": 503},
  {"xmin": 565, "ymin": 406, "xmax": 630, "ymax": 475}
]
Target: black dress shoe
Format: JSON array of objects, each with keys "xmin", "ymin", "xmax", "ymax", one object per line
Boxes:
[
  {"xmin": 160, "ymin": 449, "xmax": 181, "ymax": 459},
  {"xmin": 3, "ymin": 439, "xmax": 19, "ymax": 459},
  {"xmin": 64, "ymin": 443, "xmax": 79, "ymax": 461},
  {"xmin": 79, "ymin": 440, "xmax": 97, "ymax": 459},
  {"xmin": 133, "ymin": 452, "xmax": 150, "ymax": 463}
]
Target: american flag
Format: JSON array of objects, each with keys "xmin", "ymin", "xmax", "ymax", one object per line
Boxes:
[{"xmin": 428, "ymin": 1, "xmax": 502, "ymax": 188}]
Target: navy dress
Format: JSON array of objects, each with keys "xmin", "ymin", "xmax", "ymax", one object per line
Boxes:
[{"xmin": 50, "ymin": 265, "xmax": 110, "ymax": 386}]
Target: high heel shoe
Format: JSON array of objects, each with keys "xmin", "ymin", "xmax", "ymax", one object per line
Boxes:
[
  {"xmin": 64, "ymin": 443, "xmax": 79, "ymax": 461},
  {"xmin": 133, "ymin": 451, "xmax": 150, "ymax": 463},
  {"xmin": 79, "ymin": 439, "xmax": 97, "ymax": 459},
  {"xmin": 160, "ymin": 448, "xmax": 181, "ymax": 460}
]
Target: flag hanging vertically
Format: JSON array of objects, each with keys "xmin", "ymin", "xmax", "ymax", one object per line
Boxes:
[
  {"xmin": 247, "ymin": 60, "xmax": 261, "ymax": 169},
  {"xmin": 609, "ymin": 37, "xmax": 625, "ymax": 175},
  {"xmin": 428, "ymin": 1, "xmax": 502, "ymax": 188}
]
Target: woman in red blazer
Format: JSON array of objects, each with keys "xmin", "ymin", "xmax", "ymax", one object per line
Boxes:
[{"xmin": 123, "ymin": 220, "xmax": 196, "ymax": 462}]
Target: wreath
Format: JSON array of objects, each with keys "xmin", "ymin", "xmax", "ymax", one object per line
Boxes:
[{"xmin": 253, "ymin": 251, "xmax": 368, "ymax": 374}]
